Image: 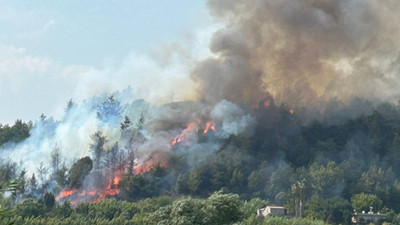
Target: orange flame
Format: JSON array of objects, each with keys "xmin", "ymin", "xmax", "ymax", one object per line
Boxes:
[
  {"xmin": 77, "ymin": 191, "xmax": 97, "ymax": 197},
  {"xmin": 56, "ymin": 169, "xmax": 123, "ymax": 205},
  {"xmin": 57, "ymin": 119, "xmax": 219, "ymax": 205},
  {"xmin": 71, "ymin": 200, "xmax": 78, "ymax": 205},
  {"xmin": 113, "ymin": 177, "xmax": 121, "ymax": 186},
  {"xmin": 264, "ymin": 99, "xmax": 271, "ymax": 108},
  {"xmin": 56, "ymin": 155, "xmax": 168, "ymax": 205},
  {"xmin": 170, "ymin": 121, "xmax": 199, "ymax": 146},
  {"xmin": 134, "ymin": 152, "xmax": 169, "ymax": 174},
  {"xmin": 204, "ymin": 122, "xmax": 216, "ymax": 134},
  {"xmin": 171, "ymin": 120, "xmax": 216, "ymax": 146},
  {"xmin": 55, "ymin": 189, "xmax": 77, "ymax": 201}
]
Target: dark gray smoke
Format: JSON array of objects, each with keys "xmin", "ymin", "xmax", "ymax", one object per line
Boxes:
[{"xmin": 192, "ymin": 0, "xmax": 400, "ymax": 106}]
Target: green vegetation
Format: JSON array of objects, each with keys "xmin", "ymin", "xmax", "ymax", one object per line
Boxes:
[
  {"xmin": 0, "ymin": 120, "xmax": 31, "ymax": 147},
  {"xmin": 3, "ymin": 99, "xmax": 400, "ymax": 224},
  {"xmin": 68, "ymin": 157, "xmax": 93, "ymax": 189},
  {"xmin": 0, "ymin": 193, "xmax": 330, "ymax": 225}
]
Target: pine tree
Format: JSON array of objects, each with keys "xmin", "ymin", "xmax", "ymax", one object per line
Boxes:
[
  {"xmin": 50, "ymin": 144, "xmax": 62, "ymax": 178},
  {"xmin": 36, "ymin": 162, "xmax": 48, "ymax": 186},
  {"xmin": 90, "ymin": 131, "xmax": 107, "ymax": 170},
  {"xmin": 29, "ymin": 173, "xmax": 37, "ymax": 194}
]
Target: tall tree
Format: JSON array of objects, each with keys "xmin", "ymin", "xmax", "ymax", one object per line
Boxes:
[
  {"xmin": 124, "ymin": 117, "xmax": 146, "ymax": 175},
  {"xmin": 292, "ymin": 180, "xmax": 306, "ymax": 217},
  {"xmin": 29, "ymin": 173, "xmax": 37, "ymax": 195},
  {"xmin": 56, "ymin": 164, "xmax": 69, "ymax": 188},
  {"xmin": 50, "ymin": 144, "xmax": 62, "ymax": 178},
  {"xmin": 90, "ymin": 131, "xmax": 107, "ymax": 170},
  {"xmin": 36, "ymin": 162, "xmax": 48, "ymax": 186},
  {"xmin": 105, "ymin": 142, "xmax": 119, "ymax": 170}
]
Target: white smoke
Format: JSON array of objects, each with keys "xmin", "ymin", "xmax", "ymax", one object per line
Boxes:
[{"xmin": 211, "ymin": 100, "xmax": 256, "ymax": 138}]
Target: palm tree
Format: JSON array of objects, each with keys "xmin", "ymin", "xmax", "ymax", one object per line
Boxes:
[{"xmin": 0, "ymin": 179, "xmax": 20, "ymax": 223}]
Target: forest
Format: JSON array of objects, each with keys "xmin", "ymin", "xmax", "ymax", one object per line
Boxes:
[{"xmin": 1, "ymin": 95, "xmax": 400, "ymax": 225}]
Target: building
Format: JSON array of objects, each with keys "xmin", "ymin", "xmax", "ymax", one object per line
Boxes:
[
  {"xmin": 351, "ymin": 207, "xmax": 387, "ymax": 225},
  {"xmin": 257, "ymin": 205, "xmax": 286, "ymax": 217}
]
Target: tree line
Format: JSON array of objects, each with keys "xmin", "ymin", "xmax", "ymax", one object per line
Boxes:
[{"xmin": 2, "ymin": 97, "xmax": 400, "ymax": 224}]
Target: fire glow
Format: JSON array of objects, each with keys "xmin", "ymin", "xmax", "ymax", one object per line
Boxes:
[
  {"xmin": 170, "ymin": 120, "xmax": 216, "ymax": 147},
  {"xmin": 134, "ymin": 151, "xmax": 169, "ymax": 174},
  {"xmin": 264, "ymin": 99, "xmax": 271, "ymax": 108},
  {"xmin": 55, "ymin": 189, "xmax": 76, "ymax": 201},
  {"xmin": 170, "ymin": 121, "xmax": 199, "ymax": 146},
  {"xmin": 55, "ymin": 170, "xmax": 122, "ymax": 205},
  {"xmin": 57, "ymin": 120, "xmax": 215, "ymax": 205},
  {"xmin": 204, "ymin": 122, "xmax": 216, "ymax": 134},
  {"xmin": 56, "ymin": 156, "xmax": 170, "ymax": 205}
]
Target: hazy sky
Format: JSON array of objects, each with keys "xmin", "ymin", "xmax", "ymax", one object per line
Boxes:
[{"xmin": 0, "ymin": 0, "xmax": 212, "ymax": 124}]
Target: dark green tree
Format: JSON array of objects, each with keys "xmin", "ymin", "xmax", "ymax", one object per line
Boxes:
[
  {"xmin": 53, "ymin": 201, "xmax": 72, "ymax": 219},
  {"xmin": 351, "ymin": 193, "xmax": 384, "ymax": 213},
  {"xmin": 42, "ymin": 192, "xmax": 55, "ymax": 209},
  {"xmin": 324, "ymin": 197, "xmax": 352, "ymax": 225},
  {"xmin": 357, "ymin": 166, "xmax": 395, "ymax": 197},
  {"xmin": 68, "ymin": 157, "xmax": 93, "ymax": 189},
  {"xmin": 205, "ymin": 191, "xmax": 243, "ymax": 225},
  {"xmin": 306, "ymin": 195, "xmax": 351, "ymax": 224},
  {"xmin": 309, "ymin": 161, "xmax": 344, "ymax": 198},
  {"xmin": 14, "ymin": 199, "xmax": 45, "ymax": 218},
  {"xmin": 119, "ymin": 174, "xmax": 155, "ymax": 201}
]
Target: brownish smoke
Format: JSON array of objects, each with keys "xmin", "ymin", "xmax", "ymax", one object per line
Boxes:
[{"xmin": 192, "ymin": 0, "xmax": 400, "ymax": 106}]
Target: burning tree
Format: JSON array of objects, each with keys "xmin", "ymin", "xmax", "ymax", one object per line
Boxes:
[{"xmin": 123, "ymin": 114, "xmax": 146, "ymax": 175}]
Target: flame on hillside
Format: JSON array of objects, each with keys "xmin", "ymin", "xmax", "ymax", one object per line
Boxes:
[
  {"xmin": 204, "ymin": 122, "xmax": 216, "ymax": 134},
  {"xmin": 170, "ymin": 121, "xmax": 199, "ymax": 146},
  {"xmin": 170, "ymin": 120, "xmax": 216, "ymax": 147},
  {"xmin": 264, "ymin": 99, "xmax": 271, "ymax": 108},
  {"xmin": 134, "ymin": 151, "xmax": 169, "ymax": 174},
  {"xmin": 55, "ymin": 169, "xmax": 123, "ymax": 205},
  {"xmin": 56, "ymin": 119, "xmax": 216, "ymax": 205},
  {"xmin": 55, "ymin": 189, "xmax": 77, "ymax": 201}
]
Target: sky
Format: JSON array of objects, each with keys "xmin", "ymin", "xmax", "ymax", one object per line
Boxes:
[{"xmin": 0, "ymin": 0, "xmax": 213, "ymax": 124}]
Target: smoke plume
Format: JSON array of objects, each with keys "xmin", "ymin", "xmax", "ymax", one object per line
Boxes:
[
  {"xmin": 192, "ymin": 0, "xmax": 400, "ymax": 106},
  {"xmin": 2, "ymin": 0, "xmax": 400, "ymax": 205}
]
